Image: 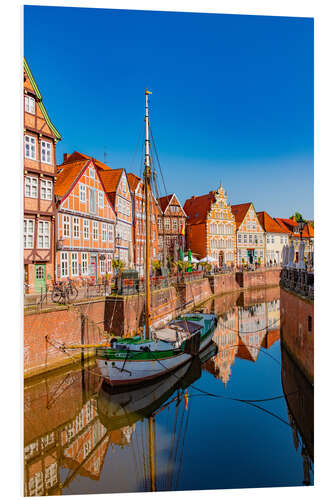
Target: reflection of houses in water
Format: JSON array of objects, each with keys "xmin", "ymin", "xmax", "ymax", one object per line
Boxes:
[
  {"xmin": 281, "ymin": 345, "xmax": 314, "ymax": 484},
  {"xmin": 262, "ymin": 298, "xmax": 281, "ymax": 349},
  {"xmin": 237, "ymin": 303, "xmax": 267, "ymax": 362},
  {"xmin": 206, "ymin": 309, "xmax": 239, "ymax": 386}
]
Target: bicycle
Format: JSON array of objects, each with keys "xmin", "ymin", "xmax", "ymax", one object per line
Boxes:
[{"xmin": 51, "ymin": 279, "xmax": 78, "ymax": 304}]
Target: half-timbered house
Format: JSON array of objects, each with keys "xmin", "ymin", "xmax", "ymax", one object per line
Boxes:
[
  {"xmin": 231, "ymin": 202, "xmax": 265, "ymax": 266},
  {"xmin": 55, "ymin": 158, "xmax": 116, "ymax": 282},
  {"xmin": 24, "ymin": 58, "xmax": 62, "ymax": 292},
  {"xmin": 127, "ymin": 173, "xmax": 160, "ymax": 275},
  {"xmin": 157, "ymin": 194, "xmax": 187, "ymax": 265}
]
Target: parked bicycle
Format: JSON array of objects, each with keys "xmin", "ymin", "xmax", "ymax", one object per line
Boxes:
[{"xmin": 51, "ymin": 279, "xmax": 78, "ymax": 303}]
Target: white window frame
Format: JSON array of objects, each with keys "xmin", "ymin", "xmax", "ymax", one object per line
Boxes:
[
  {"xmin": 81, "ymin": 253, "xmax": 89, "ymax": 275},
  {"xmin": 60, "ymin": 252, "xmax": 69, "ymax": 277},
  {"xmin": 100, "ymin": 257, "xmax": 106, "ymax": 274},
  {"xmin": 172, "ymin": 218, "xmax": 178, "ymax": 230},
  {"xmin": 73, "ymin": 217, "xmax": 80, "ymax": 239},
  {"xmin": 165, "ymin": 218, "xmax": 170, "ymax": 230},
  {"xmin": 41, "ymin": 140, "xmax": 52, "ymax": 164},
  {"xmin": 92, "ymin": 221, "xmax": 98, "ymax": 241},
  {"xmin": 83, "ymin": 219, "xmax": 89, "ymax": 240},
  {"xmin": 102, "ymin": 223, "xmax": 107, "ymax": 242},
  {"xmin": 89, "ymin": 188, "xmax": 96, "ymax": 214},
  {"xmin": 25, "ymin": 176, "xmax": 38, "ymax": 198},
  {"xmin": 79, "ymin": 184, "xmax": 86, "ymax": 202},
  {"xmin": 38, "ymin": 220, "xmax": 50, "ymax": 249},
  {"xmin": 25, "ymin": 135, "xmax": 36, "ymax": 160},
  {"xmin": 107, "ymin": 254, "xmax": 112, "ymax": 273},
  {"xmin": 40, "ymin": 179, "xmax": 52, "ymax": 200},
  {"xmin": 24, "ymin": 219, "xmax": 34, "ymax": 249},
  {"xmin": 25, "ymin": 95, "xmax": 35, "ymax": 114},
  {"xmin": 89, "ymin": 167, "xmax": 95, "ymax": 178},
  {"xmin": 71, "ymin": 252, "xmax": 78, "ymax": 276},
  {"xmin": 63, "ymin": 215, "xmax": 71, "ymax": 238},
  {"xmin": 98, "ymin": 191, "xmax": 104, "ymax": 209},
  {"xmin": 108, "ymin": 223, "xmax": 114, "ymax": 242}
]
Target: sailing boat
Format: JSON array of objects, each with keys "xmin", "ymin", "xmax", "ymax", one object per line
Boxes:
[{"xmin": 96, "ymin": 90, "xmax": 217, "ymax": 386}]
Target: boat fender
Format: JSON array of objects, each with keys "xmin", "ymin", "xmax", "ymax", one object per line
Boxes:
[{"xmin": 109, "ymin": 337, "xmax": 117, "ymax": 348}]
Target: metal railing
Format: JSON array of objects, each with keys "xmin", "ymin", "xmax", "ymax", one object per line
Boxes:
[{"xmin": 280, "ymin": 268, "xmax": 314, "ymax": 300}]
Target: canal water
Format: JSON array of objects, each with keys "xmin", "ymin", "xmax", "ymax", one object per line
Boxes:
[{"xmin": 24, "ymin": 287, "xmax": 314, "ymax": 496}]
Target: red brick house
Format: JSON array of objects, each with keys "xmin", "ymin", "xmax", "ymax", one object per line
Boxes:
[
  {"xmin": 184, "ymin": 185, "xmax": 236, "ymax": 266},
  {"xmin": 24, "ymin": 58, "xmax": 62, "ymax": 292}
]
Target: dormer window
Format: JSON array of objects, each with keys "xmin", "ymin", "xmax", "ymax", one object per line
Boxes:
[{"xmin": 25, "ymin": 95, "xmax": 35, "ymax": 114}]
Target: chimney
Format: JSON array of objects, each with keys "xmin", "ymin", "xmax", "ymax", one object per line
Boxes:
[{"xmin": 63, "ymin": 153, "xmax": 69, "ymax": 162}]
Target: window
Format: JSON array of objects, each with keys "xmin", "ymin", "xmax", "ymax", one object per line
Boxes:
[
  {"xmin": 25, "ymin": 135, "xmax": 36, "ymax": 159},
  {"xmin": 244, "ymin": 234, "xmax": 247, "ymax": 243},
  {"xmin": 24, "ymin": 219, "xmax": 34, "ymax": 248},
  {"xmin": 71, "ymin": 252, "xmax": 78, "ymax": 276},
  {"xmin": 107, "ymin": 254, "xmax": 112, "ymax": 273},
  {"xmin": 38, "ymin": 221, "xmax": 50, "ymax": 248},
  {"xmin": 25, "ymin": 176, "xmax": 38, "ymax": 198},
  {"xmin": 83, "ymin": 219, "xmax": 89, "ymax": 239},
  {"xmin": 100, "ymin": 257, "xmax": 106, "ymax": 274},
  {"xmin": 89, "ymin": 188, "xmax": 96, "ymax": 214},
  {"xmin": 98, "ymin": 191, "xmax": 104, "ymax": 209},
  {"xmin": 237, "ymin": 233, "xmax": 241, "ymax": 243},
  {"xmin": 267, "ymin": 235, "xmax": 270, "ymax": 244},
  {"xmin": 89, "ymin": 167, "xmax": 95, "ymax": 178},
  {"xmin": 172, "ymin": 219, "xmax": 178, "ymax": 230},
  {"xmin": 60, "ymin": 252, "xmax": 69, "ymax": 277},
  {"xmin": 83, "ymin": 441, "xmax": 92, "ymax": 459},
  {"xmin": 40, "ymin": 179, "xmax": 52, "ymax": 200},
  {"xmin": 249, "ymin": 234, "xmax": 253, "ymax": 243},
  {"xmin": 165, "ymin": 218, "xmax": 170, "ymax": 230},
  {"xmin": 271, "ymin": 235, "xmax": 275, "ymax": 244},
  {"xmin": 41, "ymin": 141, "xmax": 52, "ymax": 164},
  {"xmin": 92, "ymin": 221, "xmax": 98, "ymax": 240},
  {"xmin": 25, "ymin": 95, "xmax": 35, "ymax": 114},
  {"xmin": 63, "ymin": 215, "xmax": 71, "ymax": 238},
  {"xmin": 152, "ymin": 231, "xmax": 155, "ymax": 241},
  {"xmin": 108, "ymin": 223, "xmax": 114, "ymax": 242},
  {"xmin": 158, "ymin": 236, "xmax": 163, "ymax": 247},
  {"xmin": 157, "ymin": 218, "xmax": 162, "ymax": 230},
  {"xmin": 102, "ymin": 223, "xmax": 107, "ymax": 241},
  {"xmin": 81, "ymin": 253, "xmax": 88, "ymax": 275},
  {"xmin": 73, "ymin": 217, "xmax": 80, "ymax": 239},
  {"xmin": 79, "ymin": 184, "xmax": 86, "ymax": 202}
]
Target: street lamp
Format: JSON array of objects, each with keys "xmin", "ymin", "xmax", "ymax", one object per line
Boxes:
[{"xmin": 298, "ymin": 216, "xmax": 306, "ymax": 241}]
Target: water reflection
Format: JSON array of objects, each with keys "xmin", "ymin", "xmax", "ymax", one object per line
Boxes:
[{"xmin": 24, "ymin": 287, "xmax": 314, "ymax": 495}]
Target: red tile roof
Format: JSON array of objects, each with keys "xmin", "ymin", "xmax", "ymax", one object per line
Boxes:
[
  {"xmin": 61, "ymin": 151, "xmax": 111, "ymax": 171},
  {"xmin": 127, "ymin": 173, "xmax": 142, "ymax": 192},
  {"xmin": 99, "ymin": 169, "xmax": 124, "ymax": 193},
  {"xmin": 231, "ymin": 203, "xmax": 252, "ymax": 229},
  {"xmin": 158, "ymin": 194, "xmax": 173, "ymax": 213},
  {"xmin": 257, "ymin": 211, "xmax": 289, "ymax": 234},
  {"xmin": 274, "ymin": 218, "xmax": 293, "ymax": 235},
  {"xmin": 55, "ymin": 160, "xmax": 88, "ymax": 197},
  {"xmin": 183, "ymin": 192, "xmax": 216, "ymax": 225},
  {"xmin": 274, "ymin": 218, "xmax": 314, "ymax": 239},
  {"xmin": 303, "ymin": 223, "xmax": 314, "ymax": 238}
]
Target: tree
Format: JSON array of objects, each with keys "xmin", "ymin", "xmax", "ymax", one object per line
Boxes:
[{"xmin": 290, "ymin": 212, "xmax": 305, "ymax": 223}]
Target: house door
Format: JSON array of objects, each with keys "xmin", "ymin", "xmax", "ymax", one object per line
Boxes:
[
  {"xmin": 248, "ymin": 249, "xmax": 254, "ymax": 264},
  {"xmin": 35, "ymin": 264, "xmax": 46, "ymax": 293},
  {"xmin": 90, "ymin": 254, "xmax": 98, "ymax": 281}
]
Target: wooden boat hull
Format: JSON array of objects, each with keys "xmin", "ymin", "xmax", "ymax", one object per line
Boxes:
[{"xmin": 97, "ymin": 326, "xmax": 215, "ymax": 386}]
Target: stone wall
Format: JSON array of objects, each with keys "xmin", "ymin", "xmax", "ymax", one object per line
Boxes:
[
  {"xmin": 280, "ymin": 287, "xmax": 314, "ymax": 384},
  {"xmin": 24, "ymin": 299, "xmax": 106, "ymax": 379}
]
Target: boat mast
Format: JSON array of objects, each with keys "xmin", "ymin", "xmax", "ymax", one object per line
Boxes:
[{"xmin": 144, "ymin": 89, "xmax": 152, "ymax": 340}]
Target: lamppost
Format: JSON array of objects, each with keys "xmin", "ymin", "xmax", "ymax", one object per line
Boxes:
[{"xmin": 297, "ymin": 215, "xmax": 306, "ymax": 270}]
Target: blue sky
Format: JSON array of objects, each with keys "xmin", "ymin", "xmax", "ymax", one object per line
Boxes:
[{"xmin": 24, "ymin": 6, "xmax": 314, "ymax": 219}]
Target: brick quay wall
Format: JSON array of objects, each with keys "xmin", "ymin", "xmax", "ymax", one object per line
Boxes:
[
  {"xmin": 280, "ymin": 287, "xmax": 314, "ymax": 384},
  {"xmin": 24, "ymin": 268, "xmax": 282, "ymax": 379}
]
